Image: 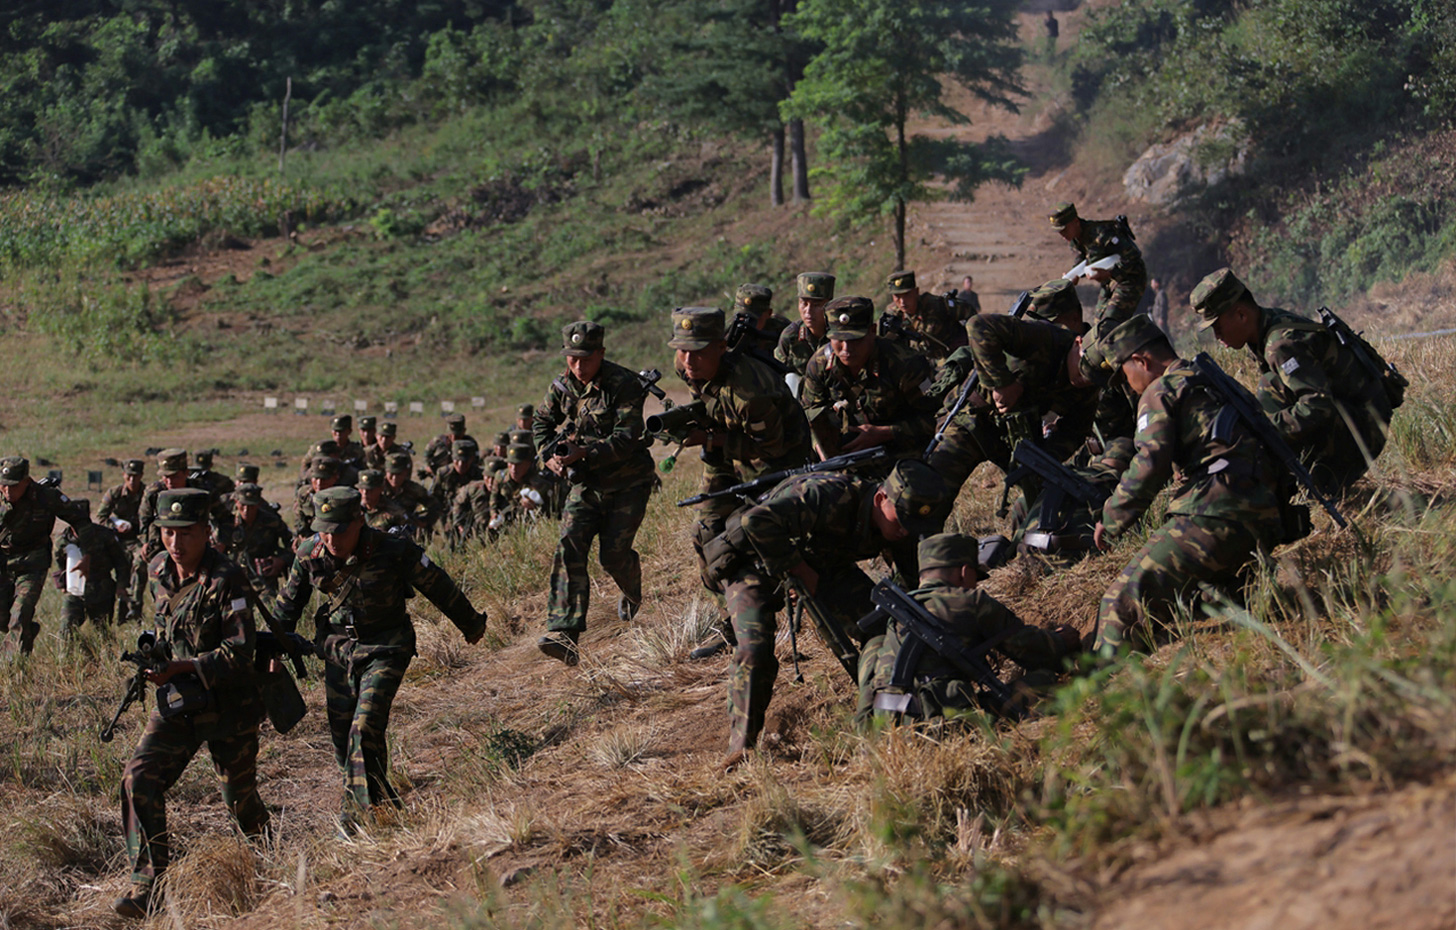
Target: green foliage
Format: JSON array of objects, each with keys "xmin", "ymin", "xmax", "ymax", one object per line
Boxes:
[{"xmin": 20, "ymin": 271, "xmax": 183, "ymax": 365}]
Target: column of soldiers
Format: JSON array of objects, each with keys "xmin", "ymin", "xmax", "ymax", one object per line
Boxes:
[{"xmin": 1, "ymin": 199, "xmax": 1406, "ymax": 918}]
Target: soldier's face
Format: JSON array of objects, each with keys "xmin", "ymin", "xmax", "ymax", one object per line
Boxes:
[
  {"xmin": 508, "ymin": 462, "xmax": 529, "ymax": 482},
  {"xmin": 362, "ymin": 487, "xmax": 382, "ymax": 508},
  {"xmin": 123, "ymin": 474, "xmax": 143, "ymax": 493},
  {"xmin": 320, "ymin": 518, "xmax": 364, "ymax": 559},
  {"xmin": 1211, "ymin": 305, "xmax": 1256, "ymax": 350},
  {"xmin": 677, "ymin": 341, "xmax": 727, "ymax": 381},
  {"xmin": 0, "ymin": 478, "xmax": 29, "ymax": 503},
  {"xmin": 162, "ymin": 472, "xmax": 187, "ymax": 490},
  {"xmin": 891, "ymin": 290, "xmax": 920, "ymax": 314},
  {"xmin": 1122, "ymin": 355, "xmax": 1158, "ymax": 395},
  {"xmin": 798, "ymin": 297, "xmax": 827, "ymax": 328},
  {"xmin": 360, "ymin": 429, "xmax": 376, "ymax": 445},
  {"xmin": 453, "ymin": 456, "xmax": 475, "ymax": 475},
  {"xmin": 566, "ymin": 349, "xmax": 605, "ymax": 383},
  {"xmin": 332, "ymin": 429, "xmax": 350, "ymax": 444},
  {"xmin": 312, "ymin": 475, "xmax": 336, "ymax": 492},
  {"xmin": 1058, "ymin": 218, "xmax": 1081, "ymax": 241},
  {"xmin": 830, "ymin": 334, "xmax": 875, "ymax": 373},
  {"xmin": 379, "ymin": 435, "xmax": 394, "ymax": 449},
  {"xmin": 238, "ymin": 503, "xmax": 258, "ymax": 523},
  {"xmin": 386, "ymin": 471, "xmax": 407, "ymax": 489},
  {"xmin": 869, "ymin": 489, "xmax": 909, "ymax": 541},
  {"xmin": 161, "ymin": 523, "xmax": 209, "ymax": 573}
]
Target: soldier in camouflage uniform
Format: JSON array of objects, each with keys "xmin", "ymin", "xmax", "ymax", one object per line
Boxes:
[
  {"xmin": 801, "ymin": 296, "xmax": 939, "ymax": 463},
  {"xmin": 699, "ymin": 460, "xmax": 952, "ymax": 766},
  {"xmin": 480, "ymin": 430, "xmax": 510, "ymax": 480},
  {"xmin": 191, "ymin": 450, "xmax": 235, "ymax": 499},
  {"xmin": 1027, "ymin": 277, "xmax": 1137, "ymax": 448},
  {"xmin": 514, "ymin": 403, "xmax": 534, "ymax": 432},
  {"xmin": 222, "ymin": 483, "xmax": 293, "ymax": 599},
  {"xmin": 879, "ymin": 269, "xmax": 969, "ymax": 363},
  {"xmin": 734, "ymin": 283, "xmax": 792, "ymax": 357},
  {"xmin": 359, "ymin": 470, "xmax": 413, "ymax": 535},
  {"xmin": 99, "ymin": 458, "xmax": 147, "ymax": 619},
  {"xmin": 668, "ymin": 307, "xmax": 814, "ymax": 659},
  {"xmin": 1049, "ymin": 202, "xmax": 1147, "ymax": 341},
  {"xmin": 774, "ymin": 271, "xmax": 835, "ymax": 380},
  {"xmin": 423, "ymin": 414, "xmax": 474, "ymax": 478},
  {"xmin": 489, "ymin": 443, "xmax": 559, "ymax": 534},
  {"xmin": 858, "ymin": 533, "xmax": 1080, "ymax": 724},
  {"xmin": 431, "ymin": 439, "xmax": 483, "ymax": 519},
  {"xmin": 274, "ymin": 487, "xmax": 487, "ymax": 824},
  {"xmin": 1192, "ymin": 267, "xmax": 1393, "ymax": 494},
  {"xmin": 138, "ymin": 450, "xmax": 234, "ymax": 597},
  {"xmin": 294, "ymin": 456, "xmax": 344, "ymax": 537},
  {"xmin": 114, "ymin": 488, "xmax": 267, "ymax": 919},
  {"xmin": 298, "ymin": 439, "xmax": 360, "ymax": 489},
  {"xmin": 364, "ymin": 421, "xmax": 402, "ymax": 472},
  {"xmin": 383, "ymin": 451, "xmax": 439, "ymax": 536},
  {"xmin": 329, "ymin": 415, "xmax": 367, "ymax": 469},
  {"xmin": 357, "ymin": 416, "xmax": 379, "ymax": 458},
  {"xmin": 1091, "ymin": 316, "xmax": 1284, "ymax": 654},
  {"xmin": 533, "ymin": 320, "xmax": 656, "ymax": 665},
  {"xmin": 51, "ymin": 498, "xmax": 130, "ymax": 634},
  {"xmin": 927, "ymin": 314, "xmax": 1099, "ymax": 496}
]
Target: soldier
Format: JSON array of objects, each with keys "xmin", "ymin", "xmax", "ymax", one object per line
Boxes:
[
  {"xmin": 1049, "ymin": 202, "xmax": 1147, "ymax": 340},
  {"xmin": 448, "ymin": 475, "xmax": 493, "ymax": 546},
  {"xmin": 733, "ymin": 283, "xmax": 791, "ymax": 357},
  {"xmin": 1091, "ymin": 316, "xmax": 1284, "ymax": 654},
  {"xmin": 293, "ymin": 457, "xmax": 343, "ymax": 537},
  {"xmin": 1011, "ymin": 437, "xmax": 1136, "ymax": 562},
  {"xmin": 431, "ymin": 439, "xmax": 483, "ymax": 518},
  {"xmin": 359, "ymin": 470, "xmax": 413, "ymax": 535},
  {"xmin": 191, "ymin": 450, "xmax": 235, "ymax": 498},
  {"xmin": 382, "ymin": 451, "xmax": 439, "ymax": 536},
  {"xmin": 357, "ymin": 416, "xmax": 379, "ymax": 456},
  {"xmin": 52, "ymin": 499, "xmax": 131, "ymax": 635},
  {"xmin": 699, "ymin": 460, "xmax": 952, "ymax": 766},
  {"xmin": 423, "ymin": 414, "xmax": 473, "ymax": 477},
  {"xmin": 489, "ymin": 443, "xmax": 559, "ymax": 534},
  {"xmin": 298, "ymin": 439, "xmax": 360, "ymax": 489},
  {"xmin": 99, "ymin": 458, "xmax": 147, "ymax": 619},
  {"xmin": 879, "ymin": 269, "xmax": 969, "ymax": 363},
  {"xmin": 956, "ymin": 275, "xmax": 982, "ymax": 320},
  {"xmin": 480, "ymin": 431, "xmax": 509, "ymax": 481},
  {"xmin": 365, "ymin": 421, "xmax": 402, "ymax": 472},
  {"xmin": 137, "ymin": 450, "xmax": 233, "ymax": 620},
  {"xmin": 514, "ymin": 404, "xmax": 534, "ymax": 432},
  {"xmin": 532, "ymin": 320, "xmax": 655, "ymax": 665},
  {"xmin": 329, "ymin": 415, "xmax": 366, "ymax": 469},
  {"xmin": 222, "ymin": 483, "xmax": 293, "ymax": 599},
  {"xmin": 858, "ymin": 533, "xmax": 1080, "ymax": 724},
  {"xmin": 927, "ymin": 314, "xmax": 1099, "ymax": 497},
  {"xmin": 114, "ymin": 488, "xmax": 267, "ymax": 919},
  {"xmin": 1028, "ymin": 277, "xmax": 1137, "ymax": 446},
  {"xmin": 1191, "ymin": 267, "xmax": 1394, "ymax": 494},
  {"xmin": 774, "ymin": 271, "xmax": 835, "ymax": 380},
  {"xmin": 273, "ymin": 487, "xmax": 487, "ymax": 826},
  {"xmin": 801, "ymin": 296, "xmax": 938, "ymax": 463}
]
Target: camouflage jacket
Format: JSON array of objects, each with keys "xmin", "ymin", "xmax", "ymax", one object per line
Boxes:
[
  {"xmin": 964, "ymin": 315, "xmax": 1099, "ymax": 463},
  {"xmin": 1069, "ymin": 217, "xmax": 1147, "ymax": 289},
  {"xmin": 774, "ymin": 320, "xmax": 829, "ymax": 378},
  {"xmin": 680, "ymin": 352, "xmax": 813, "ymax": 491},
  {"xmin": 448, "ymin": 479, "xmax": 491, "ymax": 540},
  {"xmin": 385, "ymin": 478, "xmax": 439, "ymax": 529},
  {"xmin": 738, "ymin": 472, "xmax": 918, "ymax": 581},
  {"xmin": 1250, "ymin": 306, "xmax": 1390, "ymax": 449},
  {"xmin": 191, "ymin": 469, "xmax": 236, "ymax": 499},
  {"xmin": 147, "ymin": 546, "xmax": 262, "ymax": 728},
  {"xmin": 1101, "ymin": 358, "xmax": 1282, "ymax": 538},
  {"xmin": 879, "ymin": 293, "xmax": 968, "ymax": 362},
  {"xmin": 1, "ymin": 481, "xmax": 87, "ymax": 557},
  {"xmin": 97, "ymin": 482, "xmax": 144, "ymax": 543},
  {"xmin": 490, "ymin": 466, "xmax": 560, "ymax": 527},
  {"xmin": 423, "ymin": 433, "xmax": 477, "ymax": 475},
  {"xmin": 223, "ymin": 505, "xmax": 293, "ymax": 565},
  {"xmin": 364, "ymin": 496, "xmax": 413, "ymax": 535},
  {"xmin": 802, "ymin": 337, "xmax": 937, "ymax": 457},
  {"xmin": 274, "ymin": 527, "xmax": 484, "ymax": 654},
  {"xmin": 53, "ymin": 522, "xmax": 130, "ymax": 591},
  {"xmin": 532, "ymin": 359, "xmax": 655, "ymax": 491},
  {"xmin": 292, "ymin": 485, "xmax": 323, "ymax": 536},
  {"xmin": 898, "ymin": 579, "xmax": 1069, "ymax": 677},
  {"xmin": 431, "ymin": 462, "xmax": 483, "ymax": 510}
]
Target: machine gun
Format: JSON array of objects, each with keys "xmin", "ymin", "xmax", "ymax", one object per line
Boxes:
[
  {"xmin": 856, "ymin": 579, "xmax": 1021, "ymax": 719},
  {"xmin": 1316, "ymin": 306, "xmax": 1408, "ymax": 410},
  {"xmin": 99, "ymin": 631, "xmax": 172, "ymax": 742},
  {"xmin": 1003, "ymin": 440, "xmax": 1110, "ymax": 550},
  {"xmin": 676, "ymin": 445, "xmax": 890, "ymax": 508},
  {"xmin": 924, "ymin": 289, "xmax": 1032, "ymax": 459},
  {"xmin": 1191, "ymin": 352, "xmax": 1348, "ymax": 530}
]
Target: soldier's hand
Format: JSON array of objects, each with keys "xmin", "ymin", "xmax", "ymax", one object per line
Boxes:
[
  {"xmin": 991, "ymin": 381, "xmax": 1025, "ymax": 413},
  {"xmin": 788, "ymin": 561, "xmax": 819, "ymax": 596},
  {"xmin": 146, "ymin": 658, "xmax": 197, "ymax": 685},
  {"xmin": 1093, "ymin": 522, "xmax": 1110, "ymax": 551},
  {"xmin": 842, "ymin": 425, "xmax": 893, "ymax": 452}
]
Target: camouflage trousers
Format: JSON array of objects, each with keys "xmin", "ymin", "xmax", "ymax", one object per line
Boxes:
[
  {"xmin": 548, "ymin": 482, "xmax": 652, "ymax": 634},
  {"xmin": 120, "ymin": 711, "xmax": 267, "ymax": 891},
  {"xmin": 1096, "ymin": 515, "xmax": 1262, "ymax": 653},
  {"xmin": 1089, "ymin": 266, "xmax": 1148, "ymax": 343},
  {"xmin": 722, "ymin": 564, "xmax": 873, "ymax": 753},
  {"xmin": 325, "ymin": 646, "xmax": 410, "ymax": 814},
  {"xmin": 1, "ymin": 547, "xmax": 52, "ymax": 654},
  {"xmin": 60, "ymin": 580, "xmax": 118, "ymax": 636},
  {"xmin": 1303, "ymin": 403, "xmax": 1389, "ymax": 496},
  {"xmin": 927, "ymin": 412, "xmax": 1012, "ymax": 496}
]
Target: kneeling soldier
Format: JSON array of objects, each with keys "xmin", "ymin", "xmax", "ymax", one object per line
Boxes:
[{"xmin": 115, "ymin": 488, "xmax": 267, "ymax": 918}]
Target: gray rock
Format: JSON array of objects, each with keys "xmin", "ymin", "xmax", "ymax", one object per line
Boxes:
[{"xmin": 1123, "ymin": 122, "xmax": 1249, "ymax": 206}]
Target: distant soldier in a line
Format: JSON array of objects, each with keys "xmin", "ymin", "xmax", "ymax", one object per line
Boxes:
[
  {"xmin": 293, "ymin": 456, "xmax": 343, "ymax": 537},
  {"xmin": 99, "ymin": 458, "xmax": 147, "ymax": 620},
  {"xmin": 359, "ymin": 470, "xmax": 413, "ymax": 535},
  {"xmin": 775, "ymin": 271, "xmax": 835, "ymax": 381},
  {"xmin": 382, "ymin": 451, "xmax": 438, "ymax": 536},
  {"xmin": 357, "ymin": 416, "xmax": 379, "ymax": 458},
  {"xmin": 431, "ymin": 439, "xmax": 483, "ymax": 517},
  {"xmin": 1049, "ymin": 202, "xmax": 1147, "ymax": 341},
  {"xmin": 221, "ymin": 483, "xmax": 293, "ymax": 599},
  {"xmin": 191, "ymin": 450, "xmax": 235, "ymax": 499},
  {"xmin": 733, "ymin": 283, "xmax": 792, "ymax": 357},
  {"xmin": 878, "ymin": 269, "xmax": 968, "ymax": 364},
  {"xmin": 514, "ymin": 404, "xmax": 535, "ymax": 433},
  {"xmin": 329, "ymin": 415, "xmax": 366, "ymax": 469},
  {"xmin": 52, "ymin": 498, "xmax": 131, "ymax": 636},
  {"xmin": 364, "ymin": 421, "xmax": 403, "ymax": 472},
  {"xmin": 489, "ymin": 443, "xmax": 561, "ymax": 534},
  {"xmin": 423, "ymin": 414, "xmax": 474, "ymax": 478}
]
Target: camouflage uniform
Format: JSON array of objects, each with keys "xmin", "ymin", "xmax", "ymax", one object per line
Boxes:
[
  {"xmin": 274, "ymin": 489, "xmax": 485, "ymax": 815},
  {"xmin": 431, "ymin": 440, "xmax": 484, "ymax": 518},
  {"xmin": 701, "ymin": 462, "xmax": 950, "ymax": 756},
  {"xmin": 53, "ymin": 513, "xmax": 130, "ymax": 633},
  {"xmin": 1050, "ymin": 202, "xmax": 1147, "ymax": 341},
  {"xmin": 99, "ymin": 461, "xmax": 147, "ymax": 615},
  {"xmin": 734, "ymin": 284, "xmax": 792, "ymax": 358},
  {"xmin": 1094, "ymin": 317, "xmax": 1283, "ymax": 653},
  {"xmin": 774, "ymin": 272, "xmax": 835, "ymax": 379},
  {"xmin": 292, "ymin": 457, "xmax": 346, "ymax": 536},
  {"xmin": 0, "ymin": 458, "xmax": 88, "ymax": 652},
  {"xmin": 928, "ymin": 315, "xmax": 1099, "ymax": 495},
  {"xmin": 382, "ymin": 453, "xmax": 439, "ymax": 536},
  {"xmin": 801, "ymin": 297, "xmax": 938, "ymax": 463},
  {"xmin": 190, "ymin": 452, "xmax": 236, "ymax": 499},
  {"xmin": 489, "ymin": 452, "xmax": 560, "ymax": 532},
  {"xmin": 221, "ymin": 486, "xmax": 293, "ymax": 599},
  {"xmin": 880, "ymin": 270, "xmax": 969, "ymax": 363},
  {"xmin": 423, "ymin": 414, "xmax": 475, "ymax": 476},
  {"xmin": 533, "ymin": 321, "xmax": 655, "ymax": 649},
  {"xmin": 1013, "ymin": 436, "xmax": 1135, "ymax": 561},
  {"xmin": 364, "ymin": 493, "xmax": 413, "ymax": 535},
  {"xmin": 119, "ymin": 490, "xmax": 267, "ymax": 906}
]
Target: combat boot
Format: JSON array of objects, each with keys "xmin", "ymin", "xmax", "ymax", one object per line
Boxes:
[
  {"xmin": 537, "ymin": 631, "xmax": 579, "ymax": 666},
  {"xmin": 113, "ymin": 885, "xmax": 153, "ymax": 920},
  {"xmin": 617, "ymin": 593, "xmax": 640, "ymax": 622}
]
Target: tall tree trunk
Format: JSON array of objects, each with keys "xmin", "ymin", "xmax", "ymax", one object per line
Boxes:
[
  {"xmin": 770, "ymin": 125, "xmax": 786, "ymax": 207},
  {"xmin": 789, "ymin": 118, "xmax": 810, "ymax": 202},
  {"xmin": 894, "ymin": 106, "xmax": 908, "ymax": 268},
  {"xmin": 894, "ymin": 200, "xmax": 907, "ymax": 270}
]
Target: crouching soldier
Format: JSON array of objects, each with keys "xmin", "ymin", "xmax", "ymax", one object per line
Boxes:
[{"xmin": 114, "ymin": 489, "xmax": 267, "ymax": 919}]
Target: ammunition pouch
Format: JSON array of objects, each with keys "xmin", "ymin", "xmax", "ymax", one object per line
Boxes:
[
  {"xmin": 155, "ymin": 675, "xmax": 212, "ymax": 719},
  {"xmin": 255, "ymin": 662, "xmax": 307, "ymax": 734}
]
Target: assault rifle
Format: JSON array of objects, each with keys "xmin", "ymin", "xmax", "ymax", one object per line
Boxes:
[
  {"xmin": 1003, "ymin": 440, "xmax": 1109, "ymax": 550},
  {"xmin": 99, "ymin": 631, "xmax": 172, "ymax": 742},
  {"xmin": 1191, "ymin": 352, "xmax": 1348, "ymax": 529},
  {"xmin": 924, "ymin": 289, "xmax": 1033, "ymax": 459},
  {"xmin": 857, "ymin": 579, "xmax": 1021, "ymax": 718},
  {"xmin": 676, "ymin": 445, "xmax": 890, "ymax": 508},
  {"xmin": 785, "ymin": 576, "xmax": 860, "ymax": 683},
  {"xmin": 1316, "ymin": 307, "xmax": 1407, "ymax": 410}
]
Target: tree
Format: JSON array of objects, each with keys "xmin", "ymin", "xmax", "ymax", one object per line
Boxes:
[{"xmin": 783, "ymin": 0, "xmax": 1025, "ymax": 267}]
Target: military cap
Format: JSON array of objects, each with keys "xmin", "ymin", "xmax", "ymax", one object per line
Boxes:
[
  {"xmin": 887, "ymin": 270, "xmax": 918, "ymax": 294},
  {"xmin": 824, "ymin": 296, "xmax": 875, "ymax": 340},
  {"xmin": 157, "ymin": 448, "xmax": 189, "ymax": 476},
  {"xmin": 1105, "ymin": 314, "xmax": 1168, "ymax": 370},
  {"xmin": 310, "ymin": 456, "xmax": 342, "ymax": 480},
  {"xmin": 1191, "ymin": 267, "xmax": 1253, "ymax": 329},
  {"xmin": 235, "ymin": 483, "xmax": 265, "ymax": 506},
  {"xmin": 1078, "ymin": 333, "xmax": 1117, "ymax": 388},
  {"xmin": 668, "ymin": 306, "xmax": 726, "ymax": 350},
  {"xmin": 359, "ymin": 415, "xmax": 377, "ymax": 431},
  {"xmin": 918, "ymin": 532, "xmax": 980, "ymax": 570},
  {"xmin": 883, "ymin": 460, "xmax": 952, "ymax": 538},
  {"xmin": 517, "ymin": 403, "xmax": 534, "ymax": 418},
  {"xmin": 331, "ymin": 414, "xmax": 353, "ymax": 431},
  {"xmin": 379, "ymin": 421, "xmax": 397, "ymax": 437},
  {"xmin": 505, "ymin": 443, "xmax": 534, "ymax": 465},
  {"xmin": 561, "ymin": 320, "xmax": 605, "ymax": 357},
  {"xmin": 194, "ymin": 450, "xmax": 214, "ymax": 468},
  {"xmin": 486, "ymin": 458, "xmax": 508, "ymax": 474},
  {"xmin": 796, "ymin": 272, "xmax": 835, "ymax": 302},
  {"xmin": 1027, "ymin": 279, "xmax": 1082, "ymax": 322},
  {"xmin": 358, "ymin": 469, "xmax": 385, "ymax": 489},
  {"xmin": 508, "ymin": 429, "xmax": 533, "ymax": 447},
  {"xmin": 1049, "ymin": 201, "xmax": 1079, "ymax": 230},
  {"xmin": 0, "ymin": 456, "xmax": 29, "ymax": 485},
  {"xmin": 155, "ymin": 488, "xmax": 211, "ymax": 527},
  {"xmin": 385, "ymin": 451, "xmax": 413, "ymax": 474},
  {"xmin": 315, "ymin": 439, "xmax": 341, "ymax": 455},
  {"xmin": 452, "ymin": 439, "xmax": 479, "ymax": 460},
  {"xmin": 446, "ymin": 413, "xmax": 467, "ymax": 432},
  {"xmin": 235, "ymin": 463, "xmax": 260, "ymax": 483},
  {"xmin": 123, "ymin": 459, "xmax": 146, "ymax": 477},
  {"xmin": 313, "ymin": 486, "xmax": 362, "ymax": 532},
  {"xmin": 492, "ymin": 431, "xmax": 511, "ymax": 449},
  {"xmin": 735, "ymin": 283, "xmax": 773, "ymax": 314}
]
